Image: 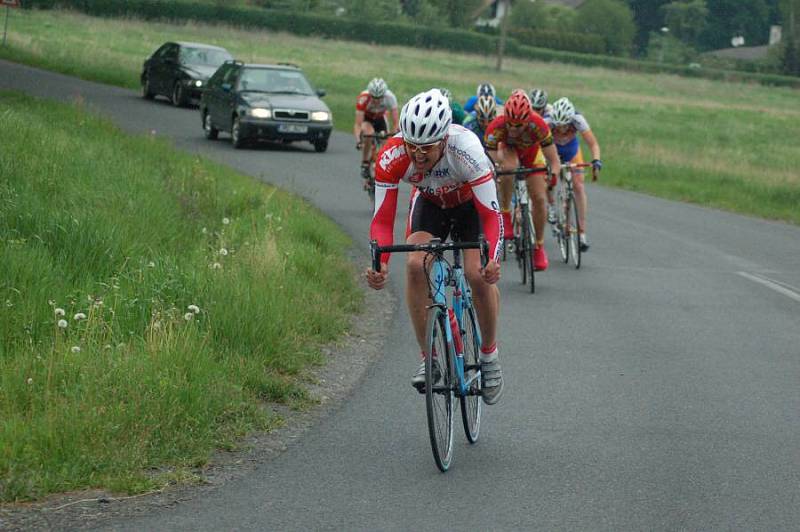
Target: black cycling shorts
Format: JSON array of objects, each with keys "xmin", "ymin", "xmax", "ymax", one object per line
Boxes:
[
  {"xmin": 408, "ymin": 194, "xmax": 481, "ymax": 243},
  {"xmin": 367, "ymin": 116, "xmax": 388, "ymax": 133}
]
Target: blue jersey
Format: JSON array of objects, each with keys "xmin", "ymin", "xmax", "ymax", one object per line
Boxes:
[
  {"xmin": 462, "ymin": 113, "xmax": 488, "ymax": 146},
  {"xmin": 463, "ymin": 95, "xmax": 504, "ymax": 114}
]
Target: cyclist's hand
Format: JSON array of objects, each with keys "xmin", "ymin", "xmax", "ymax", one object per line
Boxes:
[
  {"xmin": 481, "ymin": 260, "xmax": 501, "ymax": 285},
  {"xmin": 548, "ymin": 173, "xmax": 558, "ymax": 188},
  {"xmin": 591, "ymin": 159, "xmax": 602, "ymax": 182},
  {"xmin": 366, "ymin": 265, "xmax": 389, "ymax": 290}
]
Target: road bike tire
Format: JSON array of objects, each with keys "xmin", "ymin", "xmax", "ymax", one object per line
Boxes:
[
  {"xmin": 425, "ymin": 306, "xmax": 455, "ymax": 472},
  {"xmin": 523, "ymin": 204, "xmax": 536, "ymax": 293},
  {"xmin": 568, "ymin": 193, "xmax": 581, "ymax": 269},
  {"xmin": 514, "ymin": 207, "xmax": 526, "ymax": 285},
  {"xmin": 459, "ymin": 305, "xmax": 482, "ymax": 444},
  {"xmin": 556, "ymin": 188, "xmax": 569, "ymax": 264}
]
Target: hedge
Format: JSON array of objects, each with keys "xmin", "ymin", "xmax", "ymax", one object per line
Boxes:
[{"xmin": 21, "ymin": 0, "xmax": 800, "ymax": 89}]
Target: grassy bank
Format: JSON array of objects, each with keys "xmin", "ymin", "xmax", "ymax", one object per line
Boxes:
[
  {"xmin": 0, "ymin": 92, "xmax": 360, "ymax": 502},
  {"xmin": 1, "ymin": 9, "xmax": 798, "ymax": 224}
]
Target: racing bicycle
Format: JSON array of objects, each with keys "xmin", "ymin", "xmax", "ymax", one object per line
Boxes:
[
  {"xmin": 552, "ymin": 162, "xmax": 590, "ymax": 269},
  {"xmin": 370, "ymin": 235, "xmax": 488, "ymax": 472},
  {"xmin": 357, "ymin": 132, "xmax": 390, "ymax": 205}
]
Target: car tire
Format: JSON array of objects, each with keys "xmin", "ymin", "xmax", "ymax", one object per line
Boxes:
[
  {"xmin": 142, "ymin": 75, "xmax": 154, "ymax": 100},
  {"xmin": 313, "ymin": 139, "xmax": 329, "ymax": 153},
  {"xmin": 172, "ymin": 82, "xmax": 187, "ymax": 107},
  {"xmin": 203, "ymin": 111, "xmax": 218, "ymax": 140},
  {"xmin": 231, "ymin": 116, "xmax": 246, "ymax": 149}
]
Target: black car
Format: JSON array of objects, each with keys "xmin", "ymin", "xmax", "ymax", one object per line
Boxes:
[
  {"xmin": 141, "ymin": 41, "xmax": 233, "ymax": 107},
  {"xmin": 200, "ymin": 61, "xmax": 333, "ymax": 152}
]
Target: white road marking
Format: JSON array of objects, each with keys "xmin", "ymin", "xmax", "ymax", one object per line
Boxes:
[{"xmin": 737, "ymin": 271, "xmax": 800, "ymax": 304}]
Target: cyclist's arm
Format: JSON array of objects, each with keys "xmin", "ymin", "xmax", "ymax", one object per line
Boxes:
[
  {"xmin": 354, "ymin": 110, "xmax": 365, "ymax": 142},
  {"xmin": 389, "ymin": 107, "xmax": 399, "ymax": 134},
  {"xmin": 541, "ymin": 143, "xmax": 561, "ymax": 184},
  {"xmin": 580, "ymin": 128, "xmax": 601, "ymax": 161},
  {"xmin": 468, "ymin": 172, "xmax": 503, "ymax": 264}
]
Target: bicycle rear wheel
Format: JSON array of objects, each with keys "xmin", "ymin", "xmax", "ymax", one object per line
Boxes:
[
  {"xmin": 459, "ymin": 305, "xmax": 482, "ymax": 444},
  {"xmin": 425, "ymin": 306, "xmax": 454, "ymax": 472},
  {"xmin": 557, "ymin": 188, "xmax": 569, "ymax": 263},
  {"xmin": 522, "ymin": 204, "xmax": 535, "ymax": 293},
  {"xmin": 514, "ymin": 206, "xmax": 526, "ymax": 285},
  {"xmin": 567, "ymin": 193, "xmax": 581, "ymax": 269}
]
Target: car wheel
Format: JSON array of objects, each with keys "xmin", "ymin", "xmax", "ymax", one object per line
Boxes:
[
  {"xmin": 172, "ymin": 82, "xmax": 186, "ymax": 107},
  {"xmin": 142, "ymin": 75, "xmax": 154, "ymax": 100},
  {"xmin": 313, "ymin": 139, "xmax": 328, "ymax": 153},
  {"xmin": 203, "ymin": 111, "xmax": 218, "ymax": 140},
  {"xmin": 232, "ymin": 116, "xmax": 246, "ymax": 149}
]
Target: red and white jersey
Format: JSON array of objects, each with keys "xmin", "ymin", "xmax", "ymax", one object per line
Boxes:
[
  {"xmin": 370, "ymin": 125, "xmax": 503, "ymax": 263},
  {"xmin": 356, "ymin": 90, "xmax": 398, "ymax": 120}
]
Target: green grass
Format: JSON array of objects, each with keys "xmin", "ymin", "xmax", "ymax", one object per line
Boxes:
[
  {"xmin": 0, "ymin": 9, "xmax": 798, "ymax": 224},
  {"xmin": 0, "ymin": 92, "xmax": 361, "ymax": 502}
]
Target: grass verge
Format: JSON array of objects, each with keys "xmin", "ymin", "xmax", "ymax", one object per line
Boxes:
[
  {"xmin": 0, "ymin": 91, "xmax": 361, "ymax": 502},
  {"xmin": 0, "ymin": 9, "xmax": 798, "ymax": 225}
]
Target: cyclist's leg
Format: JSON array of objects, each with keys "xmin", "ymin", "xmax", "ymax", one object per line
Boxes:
[
  {"xmin": 496, "ymin": 144, "xmax": 519, "ymax": 239},
  {"xmin": 522, "ymin": 148, "xmax": 548, "ymax": 249},
  {"xmin": 571, "ymin": 150, "xmax": 588, "ymax": 236},
  {"xmin": 360, "ymin": 120, "xmax": 376, "ymax": 184}
]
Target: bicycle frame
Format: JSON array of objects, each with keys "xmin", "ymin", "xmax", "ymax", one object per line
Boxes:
[{"xmin": 370, "ymin": 238, "xmax": 487, "ymax": 397}]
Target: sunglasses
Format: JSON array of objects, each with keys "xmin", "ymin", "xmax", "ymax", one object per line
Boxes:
[
  {"xmin": 404, "ymin": 140, "xmax": 443, "ymax": 155},
  {"xmin": 507, "ymin": 121, "xmax": 526, "ymax": 128}
]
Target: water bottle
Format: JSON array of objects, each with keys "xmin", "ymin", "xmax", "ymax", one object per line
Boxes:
[{"xmin": 448, "ymin": 308, "xmax": 464, "ymax": 358}]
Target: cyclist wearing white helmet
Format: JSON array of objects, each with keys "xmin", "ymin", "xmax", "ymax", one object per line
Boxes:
[
  {"xmin": 462, "ymin": 94, "xmax": 497, "ymax": 147},
  {"xmin": 529, "ymin": 88, "xmax": 552, "ymax": 117},
  {"xmin": 440, "ymin": 87, "xmax": 466, "ymax": 125},
  {"xmin": 546, "ymin": 97, "xmax": 602, "ymax": 251},
  {"xmin": 463, "ymin": 81, "xmax": 504, "ymax": 114},
  {"xmin": 366, "ymin": 89, "xmax": 505, "ymax": 405},
  {"xmin": 355, "ymin": 78, "xmax": 399, "ymax": 189}
]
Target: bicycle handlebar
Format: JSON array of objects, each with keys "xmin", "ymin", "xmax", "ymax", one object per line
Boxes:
[
  {"xmin": 370, "ymin": 236, "xmax": 489, "ymax": 273},
  {"xmin": 495, "ymin": 166, "xmax": 549, "ymax": 178},
  {"xmin": 356, "ymin": 132, "xmax": 390, "ymax": 150}
]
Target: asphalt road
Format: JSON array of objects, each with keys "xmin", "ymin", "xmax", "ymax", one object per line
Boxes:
[{"xmin": 3, "ymin": 61, "xmax": 800, "ymax": 531}]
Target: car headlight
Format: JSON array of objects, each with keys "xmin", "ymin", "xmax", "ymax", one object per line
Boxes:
[
  {"xmin": 311, "ymin": 111, "xmax": 330, "ymax": 122},
  {"xmin": 195, "ymin": 80, "xmax": 203, "ymax": 87},
  {"xmin": 248, "ymin": 108, "xmax": 271, "ymax": 119}
]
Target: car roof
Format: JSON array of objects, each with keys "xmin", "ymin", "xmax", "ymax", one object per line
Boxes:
[
  {"xmin": 240, "ymin": 63, "xmax": 302, "ymax": 71},
  {"xmin": 175, "ymin": 41, "xmax": 229, "ymax": 52}
]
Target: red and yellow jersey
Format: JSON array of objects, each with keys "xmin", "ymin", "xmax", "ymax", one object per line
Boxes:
[
  {"xmin": 356, "ymin": 90, "xmax": 398, "ymax": 121},
  {"xmin": 369, "ymin": 125, "xmax": 503, "ymax": 263},
  {"xmin": 483, "ymin": 114, "xmax": 553, "ymax": 152}
]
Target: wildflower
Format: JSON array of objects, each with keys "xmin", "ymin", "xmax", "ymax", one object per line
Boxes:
[
  {"xmin": 27, "ymin": 378, "xmax": 33, "ymax": 385},
  {"xmin": 184, "ymin": 312, "xmax": 194, "ymax": 321},
  {"xmin": 219, "ymin": 248, "xmax": 228, "ymax": 256},
  {"xmin": 57, "ymin": 319, "xmax": 68, "ymax": 329},
  {"xmin": 71, "ymin": 346, "xmax": 81, "ymax": 353},
  {"xmin": 222, "ymin": 217, "xmax": 230, "ymax": 225},
  {"xmin": 187, "ymin": 304, "xmax": 200, "ymax": 314},
  {"xmin": 55, "ymin": 308, "xmax": 65, "ymax": 317},
  {"xmin": 212, "ymin": 262, "xmax": 222, "ymax": 270},
  {"xmin": 73, "ymin": 312, "xmax": 87, "ymax": 321}
]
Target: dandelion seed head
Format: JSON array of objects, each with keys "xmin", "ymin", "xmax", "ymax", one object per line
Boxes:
[
  {"xmin": 57, "ymin": 319, "xmax": 68, "ymax": 329},
  {"xmin": 212, "ymin": 262, "xmax": 222, "ymax": 270},
  {"xmin": 48, "ymin": 299, "xmax": 55, "ymax": 306},
  {"xmin": 148, "ymin": 261, "xmax": 156, "ymax": 268},
  {"xmin": 71, "ymin": 346, "xmax": 81, "ymax": 353},
  {"xmin": 188, "ymin": 304, "xmax": 200, "ymax": 314},
  {"xmin": 219, "ymin": 248, "xmax": 228, "ymax": 256},
  {"xmin": 184, "ymin": 312, "xmax": 194, "ymax": 321},
  {"xmin": 55, "ymin": 308, "xmax": 65, "ymax": 317},
  {"xmin": 27, "ymin": 378, "xmax": 33, "ymax": 385},
  {"xmin": 202, "ymin": 227, "xmax": 208, "ymax": 234},
  {"xmin": 222, "ymin": 217, "xmax": 230, "ymax": 225},
  {"xmin": 73, "ymin": 312, "xmax": 87, "ymax": 321}
]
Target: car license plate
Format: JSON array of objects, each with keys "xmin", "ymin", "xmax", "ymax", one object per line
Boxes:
[{"xmin": 277, "ymin": 124, "xmax": 308, "ymax": 134}]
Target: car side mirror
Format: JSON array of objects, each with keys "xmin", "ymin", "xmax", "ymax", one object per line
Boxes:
[
  {"xmin": 316, "ymin": 89, "xmax": 326, "ymax": 98},
  {"xmin": 221, "ymin": 83, "xmax": 232, "ymax": 93}
]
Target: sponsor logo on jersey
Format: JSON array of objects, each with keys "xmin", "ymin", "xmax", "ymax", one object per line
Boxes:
[
  {"xmin": 448, "ymin": 144, "xmax": 481, "ymax": 171},
  {"xmin": 422, "ymin": 183, "xmax": 461, "ymax": 196},
  {"xmin": 379, "ymin": 145, "xmax": 405, "ymax": 171},
  {"xmin": 409, "ymin": 172, "xmax": 424, "ymax": 184},
  {"xmin": 432, "ymin": 167, "xmax": 451, "ymax": 178}
]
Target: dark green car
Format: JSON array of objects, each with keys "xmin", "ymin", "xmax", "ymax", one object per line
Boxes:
[
  {"xmin": 141, "ymin": 41, "xmax": 233, "ymax": 107},
  {"xmin": 200, "ymin": 61, "xmax": 333, "ymax": 152}
]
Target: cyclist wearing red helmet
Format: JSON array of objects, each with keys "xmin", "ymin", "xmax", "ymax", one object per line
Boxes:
[{"xmin": 485, "ymin": 89, "xmax": 561, "ymax": 271}]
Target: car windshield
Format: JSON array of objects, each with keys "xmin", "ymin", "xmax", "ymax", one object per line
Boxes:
[
  {"xmin": 238, "ymin": 68, "xmax": 315, "ymax": 95},
  {"xmin": 179, "ymin": 47, "xmax": 232, "ymax": 67}
]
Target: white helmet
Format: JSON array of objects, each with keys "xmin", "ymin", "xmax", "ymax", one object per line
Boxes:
[
  {"xmin": 367, "ymin": 77, "xmax": 387, "ymax": 98},
  {"xmin": 550, "ymin": 97, "xmax": 576, "ymax": 126},
  {"xmin": 400, "ymin": 89, "xmax": 452, "ymax": 144},
  {"xmin": 477, "ymin": 82, "xmax": 495, "ymax": 98},
  {"xmin": 529, "ymin": 88, "xmax": 548, "ymax": 110},
  {"xmin": 474, "ymin": 95, "xmax": 497, "ymax": 122}
]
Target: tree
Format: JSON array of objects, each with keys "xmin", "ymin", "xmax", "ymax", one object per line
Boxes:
[
  {"xmin": 626, "ymin": 0, "xmax": 672, "ymax": 55},
  {"xmin": 661, "ymin": 0, "xmax": 708, "ymax": 47},
  {"xmin": 511, "ymin": 1, "xmax": 577, "ymax": 31},
  {"xmin": 781, "ymin": 0, "xmax": 800, "ymax": 75},
  {"xmin": 697, "ymin": 0, "xmax": 771, "ymax": 50},
  {"xmin": 428, "ymin": 0, "xmax": 486, "ymax": 28},
  {"xmin": 576, "ymin": 0, "xmax": 636, "ymax": 56}
]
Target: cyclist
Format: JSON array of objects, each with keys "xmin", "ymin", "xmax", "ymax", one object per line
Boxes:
[
  {"xmin": 354, "ymin": 78, "xmax": 399, "ymax": 191},
  {"xmin": 546, "ymin": 97, "xmax": 602, "ymax": 251},
  {"xmin": 366, "ymin": 89, "xmax": 505, "ymax": 405},
  {"xmin": 463, "ymin": 82, "xmax": 503, "ymax": 114},
  {"xmin": 440, "ymin": 87, "xmax": 465, "ymax": 125},
  {"xmin": 485, "ymin": 89, "xmax": 561, "ymax": 271},
  {"xmin": 529, "ymin": 88, "xmax": 552, "ymax": 117},
  {"xmin": 462, "ymin": 94, "xmax": 497, "ymax": 147}
]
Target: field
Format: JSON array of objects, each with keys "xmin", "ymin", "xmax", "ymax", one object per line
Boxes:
[
  {"xmin": 0, "ymin": 92, "xmax": 360, "ymax": 501},
  {"xmin": 1, "ymin": 9, "xmax": 799, "ymax": 224}
]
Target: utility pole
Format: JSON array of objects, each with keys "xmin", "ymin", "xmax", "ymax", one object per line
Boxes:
[{"xmin": 495, "ymin": 0, "xmax": 511, "ymax": 71}]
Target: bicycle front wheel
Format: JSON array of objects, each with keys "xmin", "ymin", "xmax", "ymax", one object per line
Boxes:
[
  {"xmin": 514, "ymin": 206, "xmax": 527, "ymax": 285},
  {"xmin": 557, "ymin": 188, "xmax": 569, "ymax": 263},
  {"xmin": 522, "ymin": 204, "xmax": 535, "ymax": 293},
  {"xmin": 459, "ymin": 305, "xmax": 482, "ymax": 444},
  {"xmin": 567, "ymin": 193, "xmax": 581, "ymax": 269},
  {"xmin": 425, "ymin": 306, "xmax": 455, "ymax": 472}
]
